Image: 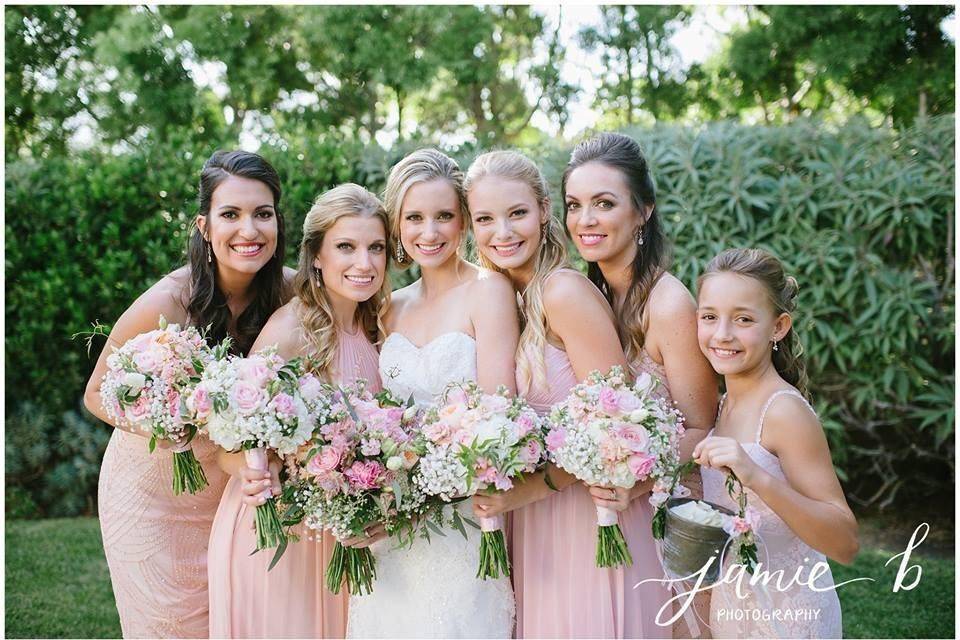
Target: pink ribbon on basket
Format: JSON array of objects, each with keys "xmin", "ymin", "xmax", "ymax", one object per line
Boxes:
[{"xmin": 244, "ymin": 447, "xmax": 273, "ymax": 500}]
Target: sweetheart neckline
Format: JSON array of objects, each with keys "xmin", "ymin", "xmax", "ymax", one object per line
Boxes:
[{"xmin": 384, "ymin": 331, "xmax": 476, "ymax": 351}]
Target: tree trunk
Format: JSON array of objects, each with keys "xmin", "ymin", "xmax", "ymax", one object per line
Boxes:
[
  {"xmin": 620, "ymin": 6, "xmax": 634, "ymax": 125},
  {"xmin": 395, "ymin": 86, "xmax": 405, "ymax": 142}
]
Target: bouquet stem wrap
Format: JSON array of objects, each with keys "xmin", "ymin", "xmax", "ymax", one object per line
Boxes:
[
  {"xmin": 595, "ymin": 505, "xmax": 633, "ymax": 568},
  {"xmin": 170, "ymin": 439, "xmax": 208, "ymax": 496},
  {"xmin": 245, "ymin": 448, "xmax": 285, "ymax": 551},
  {"xmin": 477, "ymin": 515, "xmax": 509, "ymax": 580}
]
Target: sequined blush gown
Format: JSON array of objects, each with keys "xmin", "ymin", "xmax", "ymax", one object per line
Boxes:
[
  {"xmin": 98, "ymin": 428, "xmax": 229, "ymax": 637},
  {"xmin": 207, "ymin": 328, "xmax": 381, "ymax": 639},
  {"xmin": 511, "ymin": 337, "xmax": 674, "ymax": 639},
  {"xmin": 701, "ymin": 390, "xmax": 842, "ymax": 639},
  {"xmin": 346, "ymin": 331, "xmax": 516, "ymax": 638}
]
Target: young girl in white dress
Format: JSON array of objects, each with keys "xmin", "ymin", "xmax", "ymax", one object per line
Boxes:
[{"xmin": 694, "ymin": 248, "xmax": 859, "ymax": 638}]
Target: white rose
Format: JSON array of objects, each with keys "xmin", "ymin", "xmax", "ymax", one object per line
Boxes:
[
  {"xmin": 123, "ymin": 372, "xmax": 147, "ymax": 393},
  {"xmin": 628, "ymin": 407, "xmax": 649, "ymax": 422},
  {"xmin": 635, "ymin": 372, "xmax": 654, "ymax": 394}
]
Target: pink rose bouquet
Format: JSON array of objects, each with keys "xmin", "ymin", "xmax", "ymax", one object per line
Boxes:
[
  {"xmin": 191, "ymin": 348, "xmax": 326, "ymax": 551},
  {"xmin": 100, "ymin": 316, "xmax": 219, "ymax": 495},
  {"xmin": 416, "ymin": 382, "xmax": 546, "ymax": 580},
  {"xmin": 546, "ymin": 366, "xmax": 684, "ymax": 568},
  {"xmin": 282, "ymin": 383, "xmax": 432, "ymax": 596}
]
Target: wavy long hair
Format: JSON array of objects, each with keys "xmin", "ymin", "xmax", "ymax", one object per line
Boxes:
[
  {"xmin": 293, "ymin": 184, "xmax": 391, "ymax": 380},
  {"xmin": 187, "ymin": 150, "xmax": 288, "ymax": 355},
  {"xmin": 561, "ymin": 132, "xmax": 670, "ymax": 364},
  {"xmin": 383, "ymin": 148, "xmax": 468, "ymax": 269},
  {"xmin": 464, "ymin": 150, "xmax": 568, "ymax": 393},
  {"xmin": 698, "ymin": 248, "xmax": 808, "ymax": 397}
]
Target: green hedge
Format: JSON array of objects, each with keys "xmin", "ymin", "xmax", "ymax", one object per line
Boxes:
[{"xmin": 5, "ymin": 116, "xmax": 954, "ymax": 516}]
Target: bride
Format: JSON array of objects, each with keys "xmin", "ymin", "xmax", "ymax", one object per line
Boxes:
[{"xmin": 345, "ymin": 149, "xmax": 520, "ymax": 638}]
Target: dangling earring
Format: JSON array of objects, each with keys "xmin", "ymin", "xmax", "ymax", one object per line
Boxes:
[
  {"xmin": 206, "ymin": 240, "xmax": 212, "ymax": 263},
  {"xmin": 772, "ymin": 340, "xmax": 779, "ymax": 352},
  {"xmin": 314, "ymin": 267, "xmax": 322, "ymax": 287},
  {"xmin": 396, "ymin": 241, "xmax": 406, "ymax": 263},
  {"xmin": 636, "ymin": 227, "xmax": 644, "ymax": 246}
]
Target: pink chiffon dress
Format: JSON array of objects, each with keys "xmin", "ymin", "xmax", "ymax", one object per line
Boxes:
[
  {"xmin": 701, "ymin": 390, "xmax": 842, "ymax": 638},
  {"xmin": 207, "ymin": 329, "xmax": 382, "ymax": 639},
  {"xmin": 98, "ymin": 430, "xmax": 230, "ymax": 638},
  {"xmin": 511, "ymin": 342, "xmax": 672, "ymax": 639}
]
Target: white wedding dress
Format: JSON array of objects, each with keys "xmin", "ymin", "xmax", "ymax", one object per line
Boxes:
[{"xmin": 346, "ymin": 332, "xmax": 516, "ymax": 638}]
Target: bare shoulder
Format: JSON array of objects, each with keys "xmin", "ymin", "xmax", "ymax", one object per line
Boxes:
[
  {"xmin": 647, "ymin": 272, "xmax": 697, "ymax": 324},
  {"xmin": 542, "ymin": 269, "xmax": 606, "ymax": 312},
  {"xmin": 761, "ymin": 390, "xmax": 824, "ymax": 456},
  {"xmin": 251, "ymin": 300, "xmax": 305, "ymax": 356},
  {"xmin": 384, "ymin": 280, "xmax": 418, "ymax": 327},
  {"xmin": 469, "ymin": 268, "xmax": 514, "ymax": 301},
  {"xmin": 282, "ymin": 266, "xmax": 298, "ymax": 286},
  {"xmin": 134, "ymin": 269, "xmax": 191, "ymax": 323}
]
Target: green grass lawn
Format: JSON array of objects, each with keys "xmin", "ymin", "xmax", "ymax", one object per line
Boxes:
[{"xmin": 5, "ymin": 518, "xmax": 955, "ymax": 638}]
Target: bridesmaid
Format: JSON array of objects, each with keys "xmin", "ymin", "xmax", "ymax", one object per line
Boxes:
[
  {"xmin": 84, "ymin": 150, "xmax": 293, "ymax": 638},
  {"xmin": 207, "ymin": 184, "xmax": 390, "ymax": 638},
  {"xmin": 466, "ymin": 150, "xmax": 673, "ymax": 638},
  {"xmin": 562, "ymin": 133, "xmax": 719, "ymax": 638}
]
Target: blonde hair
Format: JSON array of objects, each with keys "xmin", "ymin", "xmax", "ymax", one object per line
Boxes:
[
  {"xmin": 698, "ymin": 248, "xmax": 808, "ymax": 397},
  {"xmin": 383, "ymin": 148, "xmax": 468, "ymax": 269},
  {"xmin": 293, "ymin": 183, "xmax": 391, "ymax": 380},
  {"xmin": 464, "ymin": 150, "xmax": 569, "ymax": 394}
]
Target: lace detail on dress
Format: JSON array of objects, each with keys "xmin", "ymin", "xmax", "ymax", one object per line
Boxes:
[
  {"xmin": 702, "ymin": 391, "xmax": 842, "ymax": 638},
  {"xmin": 347, "ymin": 331, "xmax": 515, "ymax": 638}
]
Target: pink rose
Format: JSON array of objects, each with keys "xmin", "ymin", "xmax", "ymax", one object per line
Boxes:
[
  {"xmin": 516, "ymin": 414, "xmax": 536, "ymax": 437},
  {"xmin": 518, "ymin": 439, "xmax": 543, "ymax": 465},
  {"xmin": 237, "ymin": 356, "xmax": 272, "ymax": 386},
  {"xmin": 133, "ymin": 349, "xmax": 162, "ymax": 374},
  {"xmin": 545, "ymin": 428, "xmax": 566, "ymax": 453},
  {"xmin": 270, "ymin": 392, "xmax": 297, "ymax": 418},
  {"xmin": 599, "ymin": 387, "xmax": 620, "ymax": 414},
  {"xmin": 298, "ymin": 375, "xmax": 323, "ymax": 403},
  {"xmin": 438, "ymin": 402, "xmax": 467, "ymax": 428},
  {"xmin": 616, "ymin": 390, "xmax": 642, "ymax": 413},
  {"xmin": 124, "ymin": 395, "xmax": 151, "ymax": 424},
  {"xmin": 479, "ymin": 394, "xmax": 510, "ymax": 414},
  {"xmin": 344, "ymin": 460, "xmax": 384, "ymax": 490},
  {"xmin": 615, "ymin": 423, "xmax": 650, "ymax": 453},
  {"xmin": 454, "ymin": 429, "xmax": 474, "ymax": 446},
  {"xmin": 627, "ymin": 453, "xmax": 656, "ymax": 480},
  {"xmin": 423, "ymin": 421, "xmax": 453, "ymax": 445},
  {"xmin": 232, "ymin": 380, "xmax": 266, "ymax": 415},
  {"xmin": 166, "ymin": 389, "xmax": 181, "ymax": 420},
  {"xmin": 306, "ymin": 446, "xmax": 343, "ymax": 476},
  {"xmin": 189, "ymin": 387, "xmax": 212, "ymax": 420},
  {"xmin": 476, "ymin": 460, "xmax": 498, "ymax": 485}
]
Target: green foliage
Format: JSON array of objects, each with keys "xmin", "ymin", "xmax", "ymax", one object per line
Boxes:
[{"xmin": 696, "ymin": 6, "xmax": 955, "ymax": 125}]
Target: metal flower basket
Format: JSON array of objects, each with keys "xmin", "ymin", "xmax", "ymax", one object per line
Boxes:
[{"xmin": 661, "ymin": 497, "xmax": 736, "ymax": 586}]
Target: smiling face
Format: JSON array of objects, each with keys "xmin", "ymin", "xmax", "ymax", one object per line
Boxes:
[
  {"xmin": 697, "ymin": 272, "xmax": 791, "ymax": 377},
  {"xmin": 468, "ymin": 176, "xmax": 547, "ymax": 273},
  {"xmin": 314, "ymin": 215, "xmax": 388, "ymax": 306},
  {"xmin": 197, "ymin": 174, "xmax": 278, "ymax": 277},
  {"xmin": 398, "ymin": 178, "xmax": 464, "ymax": 269},
  {"xmin": 564, "ymin": 162, "xmax": 646, "ymax": 265}
]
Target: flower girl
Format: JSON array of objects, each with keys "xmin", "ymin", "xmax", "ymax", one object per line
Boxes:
[{"xmin": 693, "ymin": 248, "xmax": 858, "ymax": 638}]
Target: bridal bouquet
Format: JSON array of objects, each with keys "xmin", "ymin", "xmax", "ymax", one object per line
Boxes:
[
  {"xmin": 283, "ymin": 383, "xmax": 432, "ymax": 596},
  {"xmin": 100, "ymin": 316, "xmax": 219, "ymax": 495},
  {"xmin": 416, "ymin": 382, "xmax": 546, "ymax": 579},
  {"xmin": 191, "ymin": 348, "xmax": 324, "ymax": 550},
  {"xmin": 546, "ymin": 366, "xmax": 684, "ymax": 568}
]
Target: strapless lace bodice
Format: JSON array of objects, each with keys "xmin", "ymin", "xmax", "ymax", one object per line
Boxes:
[
  {"xmin": 347, "ymin": 332, "xmax": 515, "ymax": 638},
  {"xmin": 378, "ymin": 332, "xmax": 478, "ymax": 404}
]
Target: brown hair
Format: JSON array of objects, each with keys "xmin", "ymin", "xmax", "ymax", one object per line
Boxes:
[
  {"xmin": 698, "ymin": 248, "xmax": 808, "ymax": 397},
  {"xmin": 293, "ymin": 184, "xmax": 391, "ymax": 379},
  {"xmin": 561, "ymin": 132, "xmax": 670, "ymax": 364}
]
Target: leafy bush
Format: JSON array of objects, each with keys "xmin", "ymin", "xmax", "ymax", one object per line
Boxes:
[{"xmin": 5, "ymin": 116, "xmax": 953, "ymax": 516}]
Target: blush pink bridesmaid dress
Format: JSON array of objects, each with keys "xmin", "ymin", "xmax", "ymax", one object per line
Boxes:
[
  {"xmin": 98, "ymin": 430, "xmax": 230, "ymax": 638},
  {"xmin": 207, "ymin": 329, "xmax": 382, "ymax": 639},
  {"xmin": 511, "ymin": 341, "xmax": 673, "ymax": 639}
]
